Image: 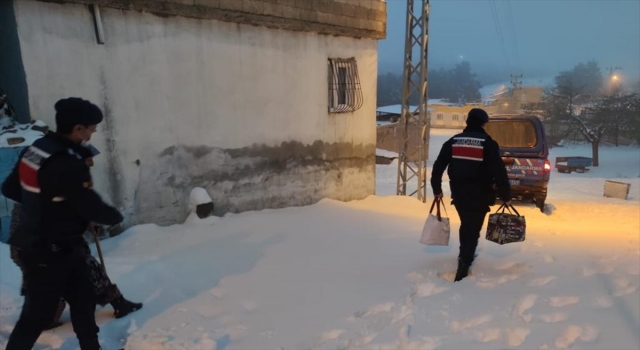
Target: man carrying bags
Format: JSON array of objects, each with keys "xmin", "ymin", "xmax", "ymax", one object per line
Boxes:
[{"xmin": 430, "ymin": 108, "xmax": 511, "ymax": 282}]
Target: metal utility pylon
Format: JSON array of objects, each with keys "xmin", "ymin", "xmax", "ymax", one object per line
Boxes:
[{"xmin": 397, "ymin": 0, "xmax": 430, "ymax": 202}]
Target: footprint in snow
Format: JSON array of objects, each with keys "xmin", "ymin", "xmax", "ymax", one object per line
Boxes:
[
  {"xmin": 391, "ymin": 301, "xmax": 414, "ymax": 324},
  {"xmin": 505, "ymin": 327, "xmax": 530, "ymax": 347},
  {"xmin": 360, "ymin": 302, "xmax": 396, "ymax": 318},
  {"xmin": 527, "ymin": 276, "xmax": 558, "ymax": 287},
  {"xmin": 320, "ymin": 329, "xmax": 344, "ymax": 342},
  {"xmin": 437, "ymin": 271, "xmax": 458, "ymax": 283},
  {"xmin": 627, "ymin": 265, "xmax": 640, "ymax": 276},
  {"xmin": 593, "ymin": 296, "xmax": 613, "ymax": 308},
  {"xmin": 495, "ymin": 261, "xmax": 522, "ymax": 270},
  {"xmin": 241, "ymin": 300, "xmax": 257, "ymax": 312},
  {"xmin": 612, "ymin": 277, "xmax": 638, "ymax": 297},
  {"xmin": 532, "ymin": 241, "xmax": 545, "ymax": 248},
  {"xmin": 537, "ymin": 312, "xmax": 569, "ymax": 323},
  {"xmin": 554, "ymin": 325, "xmax": 599, "ymax": 349},
  {"xmin": 549, "ymin": 296, "xmax": 580, "ymax": 307},
  {"xmin": 512, "ymin": 294, "xmax": 537, "ymax": 323},
  {"xmin": 468, "ymin": 328, "xmax": 501, "ymax": 343},
  {"xmin": 476, "ymin": 274, "xmax": 520, "ymax": 288},
  {"xmin": 210, "ymin": 287, "xmax": 226, "ymax": 299},
  {"xmin": 414, "ymin": 282, "xmax": 448, "ymax": 298},
  {"xmin": 582, "ymin": 266, "xmax": 598, "ymax": 277},
  {"xmin": 406, "ymin": 272, "xmax": 424, "ymax": 282},
  {"xmin": 450, "ymin": 314, "xmax": 493, "ymax": 332}
]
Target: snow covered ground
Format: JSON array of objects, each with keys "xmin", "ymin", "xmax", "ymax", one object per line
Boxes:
[{"xmin": 1, "ymin": 129, "xmax": 639, "ymax": 350}]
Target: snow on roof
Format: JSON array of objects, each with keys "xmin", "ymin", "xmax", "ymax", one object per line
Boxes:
[
  {"xmin": 480, "ymin": 77, "xmax": 554, "ymax": 103},
  {"xmin": 376, "ymin": 148, "xmax": 398, "ymax": 158},
  {"xmin": 0, "ymin": 121, "xmax": 48, "ymax": 148},
  {"xmin": 377, "ymin": 104, "xmax": 434, "ymax": 115},
  {"xmin": 427, "ymin": 99, "xmax": 455, "ymax": 106},
  {"xmin": 377, "ymin": 104, "xmax": 413, "ymax": 115}
]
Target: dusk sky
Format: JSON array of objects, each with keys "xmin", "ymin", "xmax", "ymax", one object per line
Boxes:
[{"xmin": 378, "ymin": 0, "xmax": 640, "ymax": 84}]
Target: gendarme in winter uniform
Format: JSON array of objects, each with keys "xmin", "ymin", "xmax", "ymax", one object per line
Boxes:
[
  {"xmin": 2, "ymin": 98, "xmax": 123, "ymax": 350},
  {"xmin": 431, "ymin": 108, "xmax": 511, "ymax": 282},
  {"xmin": 8, "ymin": 142, "xmax": 141, "ymax": 331}
]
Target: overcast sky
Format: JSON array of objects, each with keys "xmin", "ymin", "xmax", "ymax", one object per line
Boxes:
[{"xmin": 378, "ymin": 0, "xmax": 640, "ymax": 85}]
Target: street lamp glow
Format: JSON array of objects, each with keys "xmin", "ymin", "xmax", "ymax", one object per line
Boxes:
[{"xmin": 612, "ymin": 75, "xmax": 619, "ymax": 81}]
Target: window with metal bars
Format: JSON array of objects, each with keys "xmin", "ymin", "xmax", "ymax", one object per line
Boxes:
[{"xmin": 328, "ymin": 58, "xmax": 363, "ymax": 113}]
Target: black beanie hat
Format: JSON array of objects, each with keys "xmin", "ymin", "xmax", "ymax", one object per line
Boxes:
[
  {"xmin": 466, "ymin": 108, "xmax": 489, "ymax": 127},
  {"xmin": 54, "ymin": 97, "xmax": 103, "ymax": 132}
]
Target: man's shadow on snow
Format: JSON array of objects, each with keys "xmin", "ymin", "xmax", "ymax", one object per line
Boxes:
[{"xmin": 53, "ymin": 229, "xmax": 285, "ymax": 349}]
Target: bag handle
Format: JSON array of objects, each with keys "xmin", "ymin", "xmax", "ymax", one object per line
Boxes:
[
  {"xmin": 440, "ymin": 198, "xmax": 449, "ymax": 218},
  {"xmin": 496, "ymin": 203, "xmax": 521, "ymax": 217},
  {"xmin": 429, "ymin": 197, "xmax": 448, "ymax": 221},
  {"xmin": 429, "ymin": 197, "xmax": 441, "ymax": 220}
]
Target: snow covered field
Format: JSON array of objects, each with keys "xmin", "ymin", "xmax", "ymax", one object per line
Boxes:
[{"xmin": 1, "ymin": 129, "xmax": 639, "ymax": 350}]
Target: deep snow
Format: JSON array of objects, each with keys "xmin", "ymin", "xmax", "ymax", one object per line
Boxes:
[{"xmin": 0, "ymin": 128, "xmax": 639, "ymax": 350}]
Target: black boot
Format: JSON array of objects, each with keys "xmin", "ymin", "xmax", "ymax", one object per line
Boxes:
[
  {"xmin": 454, "ymin": 260, "xmax": 470, "ymax": 282},
  {"xmin": 44, "ymin": 299, "xmax": 67, "ymax": 330},
  {"xmin": 111, "ymin": 296, "xmax": 143, "ymax": 319}
]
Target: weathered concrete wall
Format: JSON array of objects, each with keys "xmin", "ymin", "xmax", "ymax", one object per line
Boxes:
[
  {"xmin": 34, "ymin": 0, "xmax": 387, "ymax": 39},
  {"xmin": 12, "ymin": 0, "xmax": 378, "ymax": 226},
  {"xmin": 0, "ymin": 1, "xmax": 30, "ymax": 123}
]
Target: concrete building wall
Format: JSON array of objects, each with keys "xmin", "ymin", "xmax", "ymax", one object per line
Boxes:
[
  {"xmin": 11, "ymin": 0, "xmax": 380, "ymax": 226},
  {"xmin": 34, "ymin": 0, "xmax": 387, "ymax": 39}
]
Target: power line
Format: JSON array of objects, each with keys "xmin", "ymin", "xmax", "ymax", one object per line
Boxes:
[
  {"xmin": 504, "ymin": 0, "xmax": 522, "ymax": 73},
  {"xmin": 489, "ymin": 0, "xmax": 511, "ymax": 71}
]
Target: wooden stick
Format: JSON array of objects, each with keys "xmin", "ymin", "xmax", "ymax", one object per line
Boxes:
[{"xmin": 89, "ymin": 225, "xmax": 107, "ymax": 274}]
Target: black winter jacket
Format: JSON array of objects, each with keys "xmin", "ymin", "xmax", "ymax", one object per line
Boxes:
[
  {"xmin": 430, "ymin": 126, "xmax": 511, "ymax": 209},
  {"xmin": 2, "ymin": 132, "xmax": 123, "ymax": 248}
]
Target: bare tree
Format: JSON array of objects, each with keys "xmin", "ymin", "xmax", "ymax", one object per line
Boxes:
[{"xmin": 543, "ymin": 63, "xmax": 607, "ymax": 166}]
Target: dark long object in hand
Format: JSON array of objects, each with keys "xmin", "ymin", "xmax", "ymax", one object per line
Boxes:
[{"xmin": 89, "ymin": 225, "xmax": 107, "ymax": 274}]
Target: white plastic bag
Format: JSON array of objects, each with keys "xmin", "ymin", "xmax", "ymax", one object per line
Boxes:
[{"xmin": 420, "ymin": 198, "xmax": 450, "ymax": 246}]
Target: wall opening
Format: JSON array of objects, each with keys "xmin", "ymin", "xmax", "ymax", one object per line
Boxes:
[{"xmin": 328, "ymin": 57, "xmax": 363, "ymax": 114}]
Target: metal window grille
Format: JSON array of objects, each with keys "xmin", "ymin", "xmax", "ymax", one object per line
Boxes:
[
  {"xmin": 437, "ymin": 113, "xmax": 443, "ymax": 120},
  {"xmin": 328, "ymin": 58, "xmax": 363, "ymax": 113},
  {"xmin": 453, "ymin": 114, "xmax": 459, "ymax": 121}
]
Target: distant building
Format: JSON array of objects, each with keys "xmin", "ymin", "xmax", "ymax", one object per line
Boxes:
[
  {"xmin": 376, "ymin": 100, "xmax": 480, "ymax": 129},
  {"xmin": 483, "ymin": 86, "xmax": 545, "ymax": 115}
]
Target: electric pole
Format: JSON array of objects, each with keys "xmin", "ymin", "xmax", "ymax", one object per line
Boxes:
[
  {"xmin": 397, "ymin": 0, "xmax": 430, "ymax": 202},
  {"xmin": 508, "ymin": 74, "xmax": 522, "ymax": 113},
  {"xmin": 510, "ymin": 74, "xmax": 522, "ymax": 91}
]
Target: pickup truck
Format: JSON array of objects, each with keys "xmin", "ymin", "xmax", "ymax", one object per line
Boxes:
[{"xmin": 484, "ymin": 115, "xmax": 550, "ymax": 212}]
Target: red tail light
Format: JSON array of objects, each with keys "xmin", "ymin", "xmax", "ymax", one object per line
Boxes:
[{"xmin": 544, "ymin": 160, "xmax": 551, "ymax": 172}]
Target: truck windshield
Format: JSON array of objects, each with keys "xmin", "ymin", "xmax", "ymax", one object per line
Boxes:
[{"xmin": 484, "ymin": 120, "xmax": 538, "ymax": 148}]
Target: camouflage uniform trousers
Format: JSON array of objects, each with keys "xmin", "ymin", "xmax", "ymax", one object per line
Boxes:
[{"xmin": 8, "ymin": 204, "xmax": 122, "ymax": 323}]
